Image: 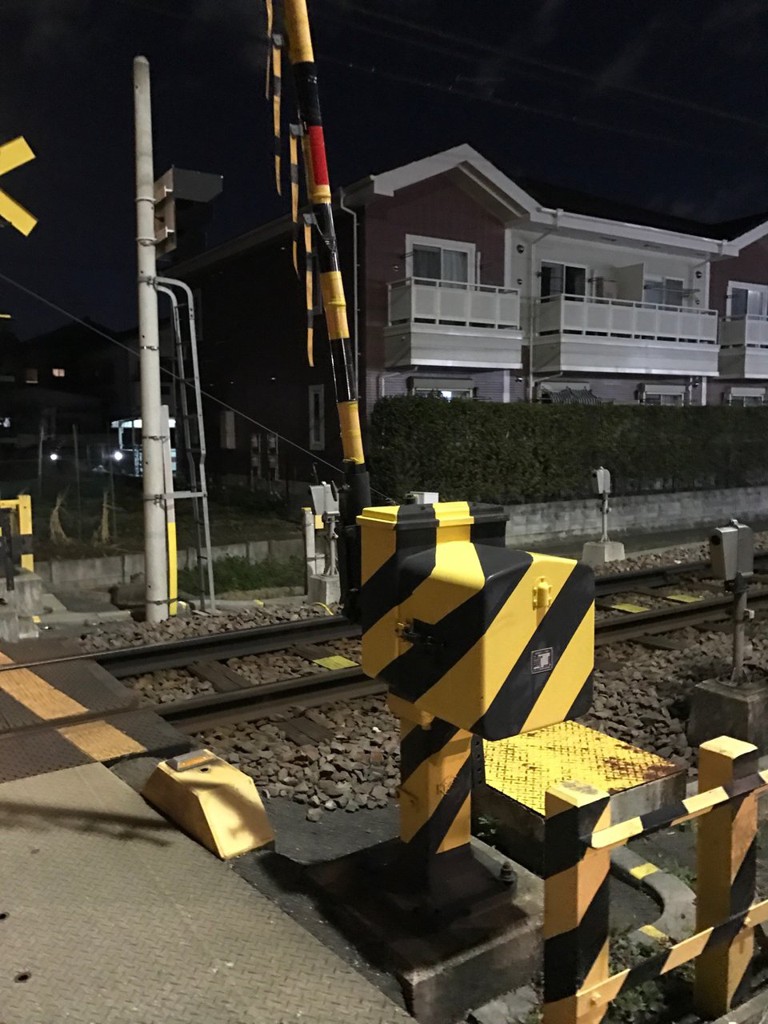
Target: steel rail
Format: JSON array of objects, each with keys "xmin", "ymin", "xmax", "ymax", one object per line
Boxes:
[
  {"xmin": 153, "ymin": 589, "xmax": 768, "ymax": 729},
  {"xmin": 595, "ymin": 587, "xmax": 768, "ymax": 646},
  {"xmin": 99, "ymin": 615, "xmax": 360, "ymax": 678},
  {"xmin": 156, "ymin": 664, "xmax": 381, "ymax": 732},
  {"xmin": 594, "ymin": 550, "xmax": 768, "ymax": 596}
]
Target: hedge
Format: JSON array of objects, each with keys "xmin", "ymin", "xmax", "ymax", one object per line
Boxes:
[{"xmin": 368, "ymin": 397, "xmax": 768, "ymax": 504}]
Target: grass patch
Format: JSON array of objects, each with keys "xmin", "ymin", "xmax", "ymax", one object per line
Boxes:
[
  {"xmin": 18, "ymin": 478, "xmax": 299, "ymax": 560},
  {"xmin": 178, "ymin": 555, "xmax": 304, "ymax": 595}
]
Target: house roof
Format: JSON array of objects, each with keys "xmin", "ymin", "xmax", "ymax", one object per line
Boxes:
[{"xmin": 176, "ymin": 143, "xmax": 768, "ymax": 276}]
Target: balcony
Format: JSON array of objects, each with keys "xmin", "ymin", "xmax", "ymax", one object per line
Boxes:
[
  {"xmin": 383, "ymin": 278, "xmax": 523, "ymax": 369},
  {"xmin": 719, "ymin": 316, "xmax": 768, "ymax": 379},
  {"xmin": 532, "ymin": 294, "xmax": 719, "ymax": 376}
]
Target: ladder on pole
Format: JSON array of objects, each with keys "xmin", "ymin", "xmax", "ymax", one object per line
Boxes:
[{"xmin": 155, "ymin": 276, "xmax": 216, "ymax": 612}]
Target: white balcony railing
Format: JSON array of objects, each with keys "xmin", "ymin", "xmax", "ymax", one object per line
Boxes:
[
  {"xmin": 532, "ymin": 294, "xmax": 719, "ymax": 376},
  {"xmin": 388, "ymin": 278, "xmax": 521, "ymax": 330},
  {"xmin": 536, "ymin": 293, "xmax": 718, "ymax": 344},
  {"xmin": 719, "ymin": 315, "xmax": 768, "ymax": 350},
  {"xmin": 719, "ymin": 316, "xmax": 768, "ymax": 379}
]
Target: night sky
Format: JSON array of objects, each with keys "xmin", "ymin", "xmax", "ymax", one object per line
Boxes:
[{"xmin": 1, "ymin": 0, "xmax": 767, "ymax": 338}]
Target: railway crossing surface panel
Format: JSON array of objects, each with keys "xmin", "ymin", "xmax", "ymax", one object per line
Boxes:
[{"xmin": 0, "ymin": 762, "xmax": 411, "ymax": 1024}]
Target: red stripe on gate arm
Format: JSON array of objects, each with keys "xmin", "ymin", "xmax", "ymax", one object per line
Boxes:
[{"xmin": 307, "ymin": 126, "xmax": 330, "ymax": 185}]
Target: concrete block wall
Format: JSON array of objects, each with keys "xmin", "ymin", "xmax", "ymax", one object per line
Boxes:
[
  {"xmin": 504, "ymin": 485, "xmax": 768, "ymax": 546},
  {"xmin": 36, "ymin": 536, "xmax": 304, "ymax": 588}
]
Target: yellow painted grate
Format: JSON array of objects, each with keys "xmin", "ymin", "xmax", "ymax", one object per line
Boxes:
[{"xmin": 483, "ymin": 720, "xmax": 681, "ymax": 816}]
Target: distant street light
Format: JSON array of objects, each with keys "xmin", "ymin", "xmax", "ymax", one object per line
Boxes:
[
  {"xmin": 112, "ymin": 450, "xmax": 124, "ymax": 462},
  {"xmin": 49, "ymin": 452, "xmax": 59, "ymax": 462}
]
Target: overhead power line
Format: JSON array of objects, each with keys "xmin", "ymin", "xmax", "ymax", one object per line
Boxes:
[
  {"xmin": 327, "ymin": 0, "xmax": 768, "ymax": 136},
  {"xmin": 0, "ymin": 267, "xmax": 396, "ymax": 499},
  {"xmin": 319, "ymin": 53, "xmax": 747, "ymax": 158}
]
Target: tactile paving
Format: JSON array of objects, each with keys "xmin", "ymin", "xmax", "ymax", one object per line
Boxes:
[
  {"xmin": 0, "ymin": 638, "xmax": 137, "ymax": 733},
  {"xmin": 483, "ymin": 720, "xmax": 681, "ymax": 815},
  {"xmin": 0, "ymin": 709, "xmax": 190, "ymax": 782},
  {"xmin": 0, "ymin": 764, "xmax": 410, "ymax": 1024}
]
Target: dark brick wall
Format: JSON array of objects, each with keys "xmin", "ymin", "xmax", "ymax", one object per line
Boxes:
[
  {"xmin": 362, "ymin": 172, "xmax": 506, "ymax": 414},
  {"xmin": 709, "ymin": 238, "xmax": 768, "ymax": 316}
]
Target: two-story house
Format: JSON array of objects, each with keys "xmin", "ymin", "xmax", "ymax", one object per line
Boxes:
[
  {"xmin": 175, "ymin": 145, "xmax": 768, "ymax": 482},
  {"xmin": 708, "ymin": 219, "xmax": 768, "ymax": 406}
]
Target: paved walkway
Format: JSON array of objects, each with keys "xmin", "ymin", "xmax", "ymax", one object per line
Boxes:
[{"xmin": 0, "ymin": 763, "xmax": 410, "ymax": 1024}]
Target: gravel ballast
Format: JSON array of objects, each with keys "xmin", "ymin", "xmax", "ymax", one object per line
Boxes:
[{"xmin": 71, "ymin": 533, "xmax": 767, "ymax": 817}]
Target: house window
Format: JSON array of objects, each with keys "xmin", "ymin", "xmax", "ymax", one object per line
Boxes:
[
  {"xmin": 308, "ymin": 384, "xmax": 325, "ymax": 450},
  {"xmin": 25, "ymin": 368, "xmax": 38, "ymax": 385},
  {"xmin": 637, "ymin": 384, "xmax": 685, "ymax": 406},
  {"xmin": 644, "ymin": 278, "xmax": 686, "ymax": 307},
  {"xmin": 728, "ymin": 283, "xmax": 768, "ymax": 319},
  {"xmin": 0, "ymin": 417, "xmax": 10, "ymax": 428},
  {"xmin": 220, "ymin": 409, "xmax": 236, "ymax": 449},
  {"xmin": 407, "ymin": 235, "xmax": 475, "ymax": 285},
  {"xmin": 52, "ymin": 368, "xmax": 65, "ymax": 378},
  {"xmin": 725, "ymin": 387, "xmax": 765, "ymax": 406},
  {"xmin": 409, "ymin": 376, "xmax": 475, "ymax": 400},
  {"xmin": 540, "ymin": 262, "xmax": 587, "ymax": 298}
]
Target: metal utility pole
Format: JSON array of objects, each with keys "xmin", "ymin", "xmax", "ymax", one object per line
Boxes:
[{"xmin": 134, "ymin": 55, "xmax": 168, "ymax": 622}]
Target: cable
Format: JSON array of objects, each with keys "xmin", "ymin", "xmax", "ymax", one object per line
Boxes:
[
  {"xmin": 318, "ymin": 54, "xmax": 745, "ymax": 158},
  {"xmin": 0, "ymin": 268, "xmax": 394, "ymax": 500},
  {"xmin": 327, "ymin": 0, "xmax": 768, "ymax": 136}
]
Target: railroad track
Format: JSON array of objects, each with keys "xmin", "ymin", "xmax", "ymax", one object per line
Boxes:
[
  {"xmin": 0, "ymin": 555, "xmax": 764, "ymax": 736},
  {"xmin": 98, "ymin": 615, "xmax": 360, "ymax": 678},
  {"xmin": 595, "ymin": 587, "xmax": 768, "ymax": 646},
  {"xmin": 154, "ymin": 586, "xmax": 768, "ymax": 729}
]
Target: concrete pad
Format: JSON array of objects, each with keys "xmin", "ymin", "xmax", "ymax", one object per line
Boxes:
[
  {"xmin": 688, "ymin": 678, "xmax": 768, "ymax": 753},
  {"xmin": 0, "ymin": 763, "xmax": 409, "ymax": 1024},
  {"xmin": 581, "ymin": 539, "xmax": 626, "ymax": 566},
  {"xmin": 306, "ymin": 837, "xmax": 541, "ymax": 1024},
  {"xmin": 307, "ymin": 572, "xmax": 341, "ymax": 605}
]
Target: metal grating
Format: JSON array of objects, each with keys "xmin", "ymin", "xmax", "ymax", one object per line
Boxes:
[{"xmin": 483, "ymin": 721, "xmax": 681, "ymax": 816}]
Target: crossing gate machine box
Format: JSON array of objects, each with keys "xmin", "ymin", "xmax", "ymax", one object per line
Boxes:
[{"xmin": 358, "ymin": 500, "xmax": 595, "ymax": 909}]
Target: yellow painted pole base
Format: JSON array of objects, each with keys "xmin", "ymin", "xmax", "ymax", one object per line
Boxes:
[{"xmin": 142, "ymin": 749, "xmax": 275, "ymax": 859}]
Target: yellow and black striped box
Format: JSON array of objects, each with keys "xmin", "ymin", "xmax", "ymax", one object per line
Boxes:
[{"xmin": 358, "ymin": 501, "xmax": 594, "ymax": 740}]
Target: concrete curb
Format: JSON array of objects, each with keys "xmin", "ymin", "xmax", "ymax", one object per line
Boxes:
[
  {"xmin": 611, "ymin": 846, "xmax": 695, "ymax": 947},
  {"xmin": 713, "ymin": 987, "xmax": 768, "ymax": 1023}
]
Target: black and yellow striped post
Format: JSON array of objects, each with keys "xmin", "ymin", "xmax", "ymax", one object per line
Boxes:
[
  {"xmin": 0, "ymin": 496, "xmax": 34, "ymax": 573},
  {"xmin": 694, "ymin": 736, "xmax": 758, "ymax": 1017},
  {"xmin": 389, "ymin": 692, "xmax": 474, "ymax": 903},
  {"xmin": 543, "ymin": 781, "xmax": 611, "ymax": 1024},
  {"xmin": 280, "ymin": 0, "xmax": 371, "ymax": 616}
]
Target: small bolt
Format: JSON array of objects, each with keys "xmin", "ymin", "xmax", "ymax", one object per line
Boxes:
[{"xmin": 500, "ymin": 861, "xmax": 515, "ymax": 885}]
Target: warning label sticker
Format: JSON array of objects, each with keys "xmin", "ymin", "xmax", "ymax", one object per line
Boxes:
[{"xmin": 531, "ymin": 647, "xmax": 553, "ymax": 673}]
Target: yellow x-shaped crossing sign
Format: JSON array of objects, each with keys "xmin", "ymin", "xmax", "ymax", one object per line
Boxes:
[{"xmin": 0, "ymin": 137, "xmax": 37, "ymax": 236}]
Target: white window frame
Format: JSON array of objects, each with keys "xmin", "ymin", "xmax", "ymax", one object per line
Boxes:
[
  {"xmin": 727, "ymin": 281, "xmax": 768, "ymax": 319},
  {"xmin": 539, "ymin": 260, "xmax": 589, "ymax": 298},
  {"xmin": 308, "ymin": 384, "xmax": 325, "ymax": 451},
  {"xmin": 405, "ymin": 234, "xmax": 477, "ymax": 286}
]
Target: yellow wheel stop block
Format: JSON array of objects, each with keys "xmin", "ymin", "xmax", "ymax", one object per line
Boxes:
[{"xmin": 142, "ymin": 748, "xmax": 274, "ymax": 859}]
